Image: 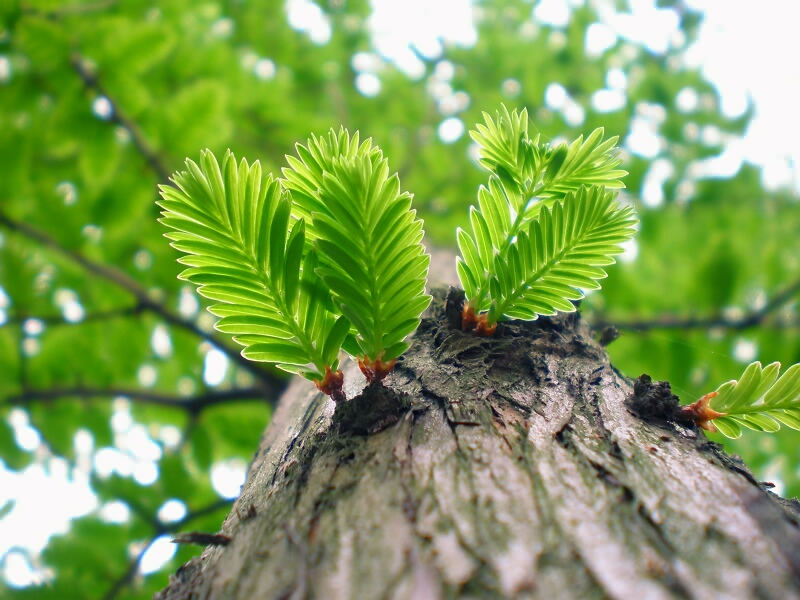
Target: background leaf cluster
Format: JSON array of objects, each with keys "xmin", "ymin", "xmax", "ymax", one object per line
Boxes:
[{"xmin": 1, "ymin": 0, "xmax": 798, "ymax": 597}]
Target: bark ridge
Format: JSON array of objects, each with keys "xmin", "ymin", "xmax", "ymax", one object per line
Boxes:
[{"xmin": 157, "ymin": 289, "xmax": 800, "ymax": 600}]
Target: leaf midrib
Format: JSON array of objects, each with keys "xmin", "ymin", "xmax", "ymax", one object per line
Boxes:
[
  {"xmin": 364, "ymin": 197, "xmax": 382, "ymax": 360},
  {"xmin": 469, "ymin": 177, "xmax": 560, "ymax": 311},
  {"xmin": 224, "ymin": 216, "xmax": 325, "ymax": 372},
  {"xmin": 493, "ymin": 211, "xmax": 603, "ymax": 320},
  {"xmin": 721, "ymin": 402, "xmax": 800, "ymax": 416}
]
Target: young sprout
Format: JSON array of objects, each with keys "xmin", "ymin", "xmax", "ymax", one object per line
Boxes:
[
  {"xmin": 158, "ymin": 132, "xmax": 431, "ymax": 400},
  {"xmin": 679, "ymin": 361, "xmax": 800, "ymax": 438},
  {"xmin": 457, "ymin": 106, "xmax": 636, "ymax": 332},
  {"xmin": 158, "ymin": 151, "xmax": 350, "ymax": 401},
  {"xmin": 283, "ymin": 129, "xmax": 431, "ymax": 381}
]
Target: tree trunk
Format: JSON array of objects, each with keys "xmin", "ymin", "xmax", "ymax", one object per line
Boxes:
[{"xmin": 156, "ymin": 287, "xmax": 800, "ymax": 600}]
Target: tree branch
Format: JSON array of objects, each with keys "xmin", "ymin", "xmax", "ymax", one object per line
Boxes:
[
  {"xmin": 101, "ymin": 544, "xmax": 149, "ymax": 600},
  {"xmin": 4, "ymin": 304, "xmax": 144, "ymax": 327},
  {"xmin": 166, "ymin": 498, "xmax": 234, "ymax": 534},
  {"xmin": 0, "ymin": 211, "xmax": 286, "ymax": 392},
  {"xmin": 592, "ymin": 278, "xmax": 800, "ymax": 333},
  {"xmin": 101, "ymin": 498, "xmax": 233, "ymax": 600},
  {"xmin": 5, "ymin": 386, "xmax": 272, "ymax": 414},
  {"xmin": 70, "ymin": 53, "xmax": 172, "ymax": 182}
]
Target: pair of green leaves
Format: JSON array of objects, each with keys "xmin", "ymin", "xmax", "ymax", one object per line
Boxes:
[
  {"xmin": 158, "ymin": 130, "xmax": 430, "ymax": 391},
  {"xmin": 457, "ymin": 106, "xmax": 637, "ymax": 328}
]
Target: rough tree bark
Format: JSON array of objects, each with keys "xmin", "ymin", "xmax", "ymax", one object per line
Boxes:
[{"xmin": 156, "ymin": 282, "xmax": 800, "ymax": 599}]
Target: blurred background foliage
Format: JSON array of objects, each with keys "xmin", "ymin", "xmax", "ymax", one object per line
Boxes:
[{"xmin": 0, "ymin": 0, "xmax": 798, "ymax": 597}]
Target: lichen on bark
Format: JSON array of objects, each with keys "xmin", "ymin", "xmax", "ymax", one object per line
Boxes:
[{"xmin": 157, "ymin": 288, "xmax": 800, "ymax": 600}]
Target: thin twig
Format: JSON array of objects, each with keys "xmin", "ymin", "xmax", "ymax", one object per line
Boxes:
[
  {"xmin": 5, "ymin": 386, "xmax": 272, "ymax": 414},
  {"xmin": 70, "ymin": 53, "xmax": 172, "ymax": 182},
  {"xmin": 592, "ymin": 279, "xmax": 800, "ymax": 333},
  {"xmin": 101, "ymin": 498, "xmax": 233, "ymax": 600},
  {"xmin": 101, "ymin": 540, "xmax": 151, "ymax": 600},
  {"xmin": 3, "ymin": 304, "xmax": 144, "ymax": 327},
  {"xmin": 166, "ymin": 498, "xmax": 234, "ymax": 533},
  {"xmin": 177, "ymin": 413, "xmax": 199, "ymax": 454},
  {"xmin": 0, "ymin": 211, "xmax": 285, "ymax": 392},
  {"xmin": 22, "ymin": 1, "xmax": 118, "ymax": 18}
]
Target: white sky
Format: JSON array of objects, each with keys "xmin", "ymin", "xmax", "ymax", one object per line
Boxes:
[
  {"xmin": 3, "ymin": 0, "xmax": 799, "ymax": 588},
  {"xmin": 685, "ymin": 0, "xmax": 800, "ymax": 190}
]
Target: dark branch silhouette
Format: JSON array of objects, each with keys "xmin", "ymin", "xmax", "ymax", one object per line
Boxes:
[
  {"xmin": 0, "ymin": 211, "xmax": 286, "ymax": 392},
  {"xmin": 5, "ymin": 386, "xmax": 273, "ymax": 414},
  {"xmin": 3, "ymin": 304, "xmax": 144, "ymax": 327},
  {"xmin": 22, "ymin": 1, "xmax": 118, "ymax": 18},
  {"xmin": 168, "ymin": 499, "xmax": 235, "ymax": 532},
  {"xmin": 71, "ymin": 54, "xmax": 172, "ymax": 182},
  {"xmin": 102, "ymin": 498, "xmax": 233, "ymax": 600},
  {"xmin": 592, "ymin": 278, "xmax": 800, "ymax": 333},
  {"xmin": 101, "ymin": 546, "xmax": 148, "ymax": 600}
]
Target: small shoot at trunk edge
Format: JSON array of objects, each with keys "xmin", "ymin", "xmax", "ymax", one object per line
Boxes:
[
  {"xmin": 457, "ymin": 105, "xmax": 636, "ymax": 332},
  {"xmin": 678, "ymin": 361, "xmax": 800, "ymax": 438}
]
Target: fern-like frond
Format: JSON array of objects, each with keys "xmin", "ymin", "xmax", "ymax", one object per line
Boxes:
[
  {"xmin": 459, "ymin": 107, "xmax": 630, "ymax": 326},
  {"xmin": 157, "ymin": 150, "xmax": 347, "ymax": 383},
  {"xmin": 469, "ymin": 105, "xmax": 536, "ymax": 195},
  {"xmin": 482, "ymin": 185, "xmax": 636, "ymax": 324},
  {"xmin": 455, "ymin": 177, "xmax": 512, "ymax": 306},
  {"xmin": 307, "ymin": 144, "xmax": 432, "ymax": 375},
  {"xmin": 538, "ymin": 127, "xmax": 628, "ymax": 198},
  {"xmin": 689, "ymin": 361, "xmax": 800, "ymax": 439},
  {"xmin": 281, "ymin": 127, "xmax": 381, "ymax": 237},
  {"xmin": 469, "ymin": 105, "xmax": 627, "ymax": 201}
]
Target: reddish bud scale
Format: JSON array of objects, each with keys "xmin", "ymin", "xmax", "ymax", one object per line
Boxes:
[
  {"xmin": 676, "ymin": 391, "xmax": 726, "ymax": 432},
  {"xmin": 462, "ymin": 304, "xmax": 497, "ymax": 336},
  {"xmin": 314, "ymin": 366, "xmax": 346, "ymax": 403},
  {"xmin": 358, "ymin": 357, "xmax": 396, "ymax": 383}
]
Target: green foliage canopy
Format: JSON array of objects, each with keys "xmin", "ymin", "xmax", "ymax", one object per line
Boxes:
[{"xmin": 0, "ymin": 0, "xmax": 798, "ymax": 598}]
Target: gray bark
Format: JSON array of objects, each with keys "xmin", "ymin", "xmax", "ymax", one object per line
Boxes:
[{"xmin": 156, "ymin": 287, "xmax": 800, "ymax": 599}]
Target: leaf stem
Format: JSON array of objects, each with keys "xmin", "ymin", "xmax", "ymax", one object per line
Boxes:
[
  {"xmin": 366, "ymin": 225, "xmax": 383, "ymax": 362},
  {"xmin": 723, "ymin": 403, "xmax": 800, "ymax": 415},
  {"xmin": 467, "ymin": 180, "xmax": 538, "ymax": 312}
]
